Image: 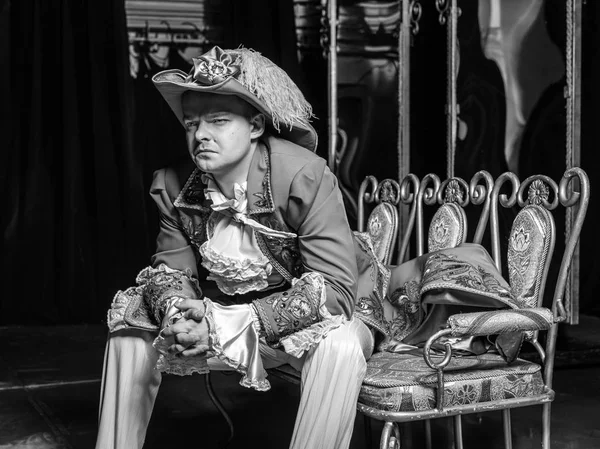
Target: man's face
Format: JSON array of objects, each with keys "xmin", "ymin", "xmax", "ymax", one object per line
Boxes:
[{"xmin": 181, "ymin": 92, "xmax": 265, "ymax": 176}]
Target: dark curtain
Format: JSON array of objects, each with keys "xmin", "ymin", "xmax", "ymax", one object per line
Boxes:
[
  {"xmin": 129, "ymin": 48, "xmax": 190, "ymax": 255},
  {"xmin": 1, "ymin": 0, "xmax": 149, "ymax": 324}
]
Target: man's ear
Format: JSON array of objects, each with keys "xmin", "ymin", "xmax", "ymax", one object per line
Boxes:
[{"xmin": 250, "ymin": 113, "xmax": 266, "ymax": 139}]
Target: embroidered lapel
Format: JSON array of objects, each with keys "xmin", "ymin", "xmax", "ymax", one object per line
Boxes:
[
  {"xmin": 173, "ymin": 168, "xmax": 212, "ymax": 212},
  {"xmin": 247, "ymin": 141, "xmax": 275, "ymax": 216}
]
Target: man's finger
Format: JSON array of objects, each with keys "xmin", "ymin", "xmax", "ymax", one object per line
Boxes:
[
  {"xmin": 175, "ymin": 298, "xmax": 204, "ymax": 312},
  {"xmin": 183, "ymin": 308, "xmax": 205, "ymax": 322},
  {"xmin": 161, "ymin": 320, "xmax": 193, "ymax": 337},
  {"xmin": 168, "ymin": 343, "xmax": 188, "ymax": 354},
  {"xmin": 181, "ymin": 345, "xmax": 211, "ymax": 357},
  {"xmin": 174, "ymin": 332, "xmax": 197, "ymax": 346}
]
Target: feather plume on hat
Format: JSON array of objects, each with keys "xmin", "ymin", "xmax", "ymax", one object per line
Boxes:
[{"xmin": 229, "ymin": 48, "xmax": 314, "ymax": 133}]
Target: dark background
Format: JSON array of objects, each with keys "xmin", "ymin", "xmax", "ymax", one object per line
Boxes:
[{"xmin": 1, "ymin": 0, "xmax": 598, "ymax": 325}]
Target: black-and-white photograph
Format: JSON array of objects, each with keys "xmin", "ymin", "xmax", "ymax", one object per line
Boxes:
[{"xmin": 1, "ymin": 1, "xmax": 599, "ymax": 448}]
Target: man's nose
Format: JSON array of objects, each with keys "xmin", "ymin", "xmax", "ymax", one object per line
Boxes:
[{"xmin": 194, "ymin": 122, "xmax": 210, "ymax": 141}]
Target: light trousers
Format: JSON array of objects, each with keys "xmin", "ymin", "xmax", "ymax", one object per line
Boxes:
[{"xmin": 95, "ymin": 319, "xmax": 374, "ymax": 449}]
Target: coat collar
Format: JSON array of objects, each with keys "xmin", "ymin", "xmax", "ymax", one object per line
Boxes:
[
  {"xmin": 174, "ymin": 138, "xmax": 275, "ymax": 215},
  {"xmin": 247, "ymin": 139, "xmax": 275, "ymax": 216}
]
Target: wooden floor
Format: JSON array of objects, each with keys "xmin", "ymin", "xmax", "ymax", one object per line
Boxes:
[{"xmin": 1, "ymin": 315, "xmax": 600, "ymax": 449}]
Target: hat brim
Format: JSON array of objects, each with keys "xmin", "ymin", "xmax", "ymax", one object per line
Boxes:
[{"xmin": 152, "ymin": 70, "xmax": 318, "ymax": 152}]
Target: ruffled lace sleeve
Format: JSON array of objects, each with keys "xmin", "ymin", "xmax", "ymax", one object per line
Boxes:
[
  {"xmin": 151, "ymin": 298, "xmax": 270, "ymax": 391},
  {"xmin": 107, "ymin": 264, "xmax": 203, "ymax": 333}
]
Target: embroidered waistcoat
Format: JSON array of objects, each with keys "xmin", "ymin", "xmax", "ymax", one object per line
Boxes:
[{"xmin": 173, "ymin": 148, "xmax": 303, "ymax": 286}]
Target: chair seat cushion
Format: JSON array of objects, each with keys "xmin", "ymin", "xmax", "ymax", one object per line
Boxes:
[{"xmin": 359, "ymin": 351, "xmax": 544, "ymax": 412}]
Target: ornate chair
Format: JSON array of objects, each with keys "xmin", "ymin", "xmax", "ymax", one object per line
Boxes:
[
  {"xmin": 358, "ymin": 171, "xmax": 494, "ymax": 446},
  {"xmin": 356, "ymin": 168, "xmax": 590, "ymax": 449}
]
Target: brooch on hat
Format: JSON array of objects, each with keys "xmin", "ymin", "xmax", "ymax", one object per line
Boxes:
[{"xmin": 192, "ymin": 47, "xmax": 240, "ymax": 85}]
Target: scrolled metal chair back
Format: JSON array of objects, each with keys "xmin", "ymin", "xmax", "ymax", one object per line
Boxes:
[
  {"xmin": 415, "ymin": 173, "xmax": 441, "ymax": 256},
  {"xmin": 396, "ymin": 173, "xmax": 420, "ymax": 263}
]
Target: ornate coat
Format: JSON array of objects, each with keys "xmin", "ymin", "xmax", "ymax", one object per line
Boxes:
[{"xmin": 107, "ymin": 135, "xmax": 358, "ymax": 350}]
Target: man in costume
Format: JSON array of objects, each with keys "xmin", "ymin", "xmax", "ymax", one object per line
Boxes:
[
  {"xmin": 96, "ymin": 45, "xmax": 527, "ymax": 449},
  {"xmin": 96, "ymin": 46, "xmax": 374, "ymax": 449}
]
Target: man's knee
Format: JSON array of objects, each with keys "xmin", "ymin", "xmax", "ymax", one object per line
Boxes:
[
  {"xmin": 315, "ymin": 319, "xmax": 373, "ymax": 361},
  {"xmin": 107, "ymin": 328, "xmax": 160, "ymax": 362}
]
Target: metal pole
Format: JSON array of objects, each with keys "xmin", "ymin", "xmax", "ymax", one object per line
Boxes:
[
  {"xmin": 565, "ymin": 0, "xmax": 583, "ymax": 324},
  {"xmin": 327, "ymin": 0, "xmax": 338, "ymax": 171},
  {"xmin": 446, "ymin": 0, "xmax": 458, "ymax": 179},
  {"xmin": 398, "ymin": 0, "xmax": 412, "ymax": 259}
]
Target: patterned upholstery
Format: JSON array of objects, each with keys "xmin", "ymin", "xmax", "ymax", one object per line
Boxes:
[
  {"xmin": 359, "ymin": 351, "xmax": 544, "ymax": 412},
  {"xmin": 507, "ymin": 206, "xmax": 555, "ymax": 308},
  {"xmin": 447, "ymin": 308, "xmax": 555, "ymax": 336},
  {"xmin": 366, "ymin": 202, "xmax": 398, "ymax": 266},
  {"xmin": 428, "ymin": 203, "xmax": 467, "ymax": 253}
]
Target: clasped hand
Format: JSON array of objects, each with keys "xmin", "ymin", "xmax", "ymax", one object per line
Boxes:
[{"xmin": 161, "ymin": 298, "xmax": 210, "ymax": 357}]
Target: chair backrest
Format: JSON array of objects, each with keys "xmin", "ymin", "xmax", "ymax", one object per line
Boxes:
[
  {"xmin": 357, "ymin": 177, "xmax": 400, "ymax": 266},
  {"xmin": 416, "ymin": 171, "xmax": 494, "ymax": 256},
  {"xmin": 357, "ymin": 171, "xmax": 495, "ymax": 265},
  {"xmin": 489, "ymin": 169, "xmax": 590, "ymax": 321}
]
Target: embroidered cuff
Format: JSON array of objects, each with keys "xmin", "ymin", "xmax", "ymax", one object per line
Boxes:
[
  {"xmin": 252, "ymin": 272, "xmax": 346, "ymax": 357},
  {"xmin": 107, "ymin": 265, "xmax": 202, "ymax": 333},
  {"xmin": 107, "ymin": 285, "xmax": 147, "ymax": 333},
  {"xmin": 138, "ymin": 264, "xmax": 203, "ymax": 324}
]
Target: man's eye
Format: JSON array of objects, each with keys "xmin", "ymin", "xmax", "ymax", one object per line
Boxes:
[
  {"xmin": 185, "ymin": 121, "xmax": 198, "ymax": 129},
  {"xmin": 212, "ymin": 118, "xmax": 228, "ymax": 124}
]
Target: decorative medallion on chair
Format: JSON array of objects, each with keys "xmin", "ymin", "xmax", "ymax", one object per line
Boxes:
[
  {"xmin": 366, "ymin": 202, "xmax": 398, "ymax": 266},
  {"xmin": 428, "ymin": 203, "xmax": 467, "ymax": 253},
  {"xmin": 507, "ymin": 205, "xmax": 555, "ymax": 308}
]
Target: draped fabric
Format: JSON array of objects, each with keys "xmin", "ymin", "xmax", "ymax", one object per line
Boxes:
[{"xmin": 1, "ymin": 0, "xmax": 149, "ymax": 324}]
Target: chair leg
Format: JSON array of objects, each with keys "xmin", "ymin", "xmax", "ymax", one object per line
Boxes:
[
  {"xmin": 502, "ymin": 409, "xmax": 513, "ymax": 449},
  {"xmin": 204, "ymin": 373, "xmax": 235, "ymax": 448},
  {"xmin": 542, "ymin": 403, "xmax": 551, "ymax": 449},
  {"xmin": 453, "ymin": 415, "xmax": 464, "ymax": 449},
  {"xmin": 364, "ymin": 414, "xmax": 373, "ymax": 449},
  {"xmin": 424, "ymin": 419, "xmax": 432, "ymax": 449},
  {"xmin": 380, "ymin": 421, "xmax": 401, "ymax": 449}
]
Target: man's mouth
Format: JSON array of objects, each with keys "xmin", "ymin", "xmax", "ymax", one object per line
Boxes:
[{"xmin": 194, "ymin": 147, "xmax": 214, "ymax": 156}]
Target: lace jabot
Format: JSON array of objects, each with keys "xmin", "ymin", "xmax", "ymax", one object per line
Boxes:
[{"xmin": 199, "ymin": 173, "xmax": 294, "ymax": 295}]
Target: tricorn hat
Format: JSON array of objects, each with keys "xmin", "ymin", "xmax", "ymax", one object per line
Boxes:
[{"xmin": 152, "ymin": 46, "xmax": 318, "ymax": 152}]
